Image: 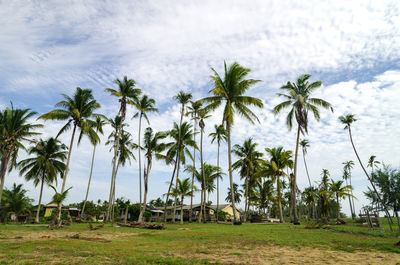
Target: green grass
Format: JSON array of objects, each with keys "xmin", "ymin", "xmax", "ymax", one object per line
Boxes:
[{"xmin": 0, "ymin": 222, "xmax": 399, "ymax": 264}]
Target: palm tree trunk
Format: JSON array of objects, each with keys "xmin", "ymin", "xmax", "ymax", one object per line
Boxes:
[
  {"xmin": 138, "ymin": 159, "xmax": 151, "ymax": 223},
  {"xmin": 349, "ymin": 176, "xmax": 356, "ymax": 218},
  {"xmin": 347, "ymin": 127, "xmax": 394, "ymax": 231},
  {"xmin": 0, "ymin": 150, "xmax": 12, "ymax": 203},
  {"xmin": 216, "ymin": 142, "xmax": 220, "ymax": 223},
  {"xmin": 124, "ymin": 204, "xmax": 129, "ymax": 224},
  {"xmin": 180, "ymin": 196, "xmax": 184, "ymax": 224},
  {"xmin": 173, "ymin": 155, "xmax": 182, "ymax": 223},
  {"xmin": 190, "ymin": 114, "xmax": 197, "ymax": 223},
  {"xmin": 138, "ymin": 113, "xmax": 143, "ymax": 206},
  {"xmin": 226, "ymin": 122, "xmax": 238, "ymax": 223},
  {"xmin": 244, "ymin": 167, "xmax": 249, "ymax": 222},
  {"xmin": 58, "ymin": 123, "xmax": 77, "ymax": 222},
  {"xmin": 82, "ymin": 144, "xmax": 96, "ymax": 218},
  {"xmin": 345, "ymin": 179, "xmax": 354, "ymax": 220},
  {"xmin": 199, "ymin": 127, "xmax": 206, "ymax": 223},
  {"xmin": 337, "ymin": 194, "xmax": 340, "ymax": 222},
  {"xmin": 111, "ymin": 161, "xmax": 120, "ymax": 224},
  {"xmin": 163, "ymin": 157, "xmax": 178, "ymax": 222},
  {"xmin": 292, "ymin": 124, "xmax": 300, "ymax": 224},
  {"xmin": 277, "ymin": 175, "xmax": 283, "ymax": 223},
  {"xmin": 35, "ymin": 174, "xmax": 45, "ymax": 223}
]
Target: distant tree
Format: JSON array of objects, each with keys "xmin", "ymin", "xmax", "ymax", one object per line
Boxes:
[
  {"xmin": 326, "ymin": 180, "xmax": 353, "ymax": 223},
  {"xmin": 170, "ymin": 178, "xmax": 196, "ymax": 224},
  {"xmin": 0, "ymin": 183, "xmax": 33, "ymax": 222},
  {"xmin": 226, "ymin": 183, "xmax": 243, "ymax": 204},
  {"xmin": 49, "ymin": 185, "xmax": 72, "ymax": 226}
]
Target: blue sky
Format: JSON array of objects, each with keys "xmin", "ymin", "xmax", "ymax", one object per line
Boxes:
[{"xmin": 1, "ymin": 0, "xmax": 400, "ymax": 216}]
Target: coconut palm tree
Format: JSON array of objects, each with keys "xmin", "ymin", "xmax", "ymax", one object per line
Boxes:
[
  {"xmin": 39, "ymin": 87, "xmax": 100, "ymax": 218},
  {"xmin": 0, "ymin": 106, "xmax": 43, "ymax": 202},
  {"xmin": 186, "ymin": 101, "xmax": 202, "ymax": 222},
  {"xmin": 225, "ymin": 183, "xmax": 242, "ymax": 204},
  {"xmin": 302, "ymin": 186, "xmax": 318, "ymax": 219},
  {"xmin": 274, "ymin": 74, "xmax": 333, "ymax": 224},
  {"xmin": 105, "ymin": 76, "xmax": 141, "ymax": 221},
  {"xmin": 138, "ymin": 127, "xmax": 168, "ymax": 222},
  {"xmin": 258, "ymin": 147, "xmax": 293, "ymax": 223},
  {"xmin": 342, "ymin": 160, "xmax": 355, "ymax": 218},
  {"xmin": 163, "ymin": 122, "xmax": 197, "ymax": 222},
  {"xmin": 327, "ymin": 180, "xmax": 353, "ymax": 223},
  {"xmin": 299, "ymin": 138, "xmax": 316, "ymax": 219},
  {"xmin": 367, "ymin": 155, "xmax": 380, "ymax": 174},
  {"xmin": 0, "ymin": 183, "xmax": 33, "ymax": 222},
  {"xmin": 133, "ymin": 95, "xmax": 158, "ymax": 206},
  {"xmin": 81, "ymin": 117, "xmax": 106, "ymax": 218},
  {"xmin": 209, "ymin": 124, "xmax": 227, "ymax": 221},
  {"xmin": 232, "ymin": 138, "xmax": 263, "ymax": 221},
  {"xmin": 49, "ymin": 185, "xmax": 72, "ymax": 226},
  {"xmin": 339, "ymin": 114, "xmax": 393, "ymax": 231},
  {"xmin": 18, "ymin": 138, "xmax": 67, "ymax": 223},
  {"xmin": 199, "ymin": 61, "xmax": 263, "ymax": 223},
  {"xmin": 253, "ymin": 178, "xmax": 274, "ymax": 215},
  {"xmin": 170, "ymin": 178, "xmax": 197, "ymax": 224}
]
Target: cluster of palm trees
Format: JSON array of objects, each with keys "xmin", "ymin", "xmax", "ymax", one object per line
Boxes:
[{"xmin": 2, "ymin": 61, "xmax": 391, "ymax": 226}]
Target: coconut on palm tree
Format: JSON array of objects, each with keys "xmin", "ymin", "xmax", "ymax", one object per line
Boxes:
[
  {"xmin": 18, "ymin": 138, "xmax": 67, "ymax": 223},
  {"xmin": 199, "ymin": 61, "xmax": 263, "ymax": 223},
  {"xmin": 0, "ymin": 106, "xmax": 43, "ymax": 202},
  {"xmin": 339, "ymin": 113, "xmax": 394, "ymax": 231},
  {"xmin": 274, "ymin": 74, "xmax": 333, "ymax": 224},
  {"xmin": 81, "ymin": 116, "xmax": 106, "ymax": 218},
  {"xmin": 170, "ymin": 178, "xmax": 197, "ymax": 224},
  {"xmin": 232, "ymin": 138, "xmax": 263, "ymax": 221},
  {"xmin": 133, "ymin": 95, "xmax": 158, "ymax": 206},
  {"xmin": 39, "ymin": 87, "xmax": 101, "ymax": 219},
  {"xmin": 209, "ymin": 124, "xmax": 227, "ymax": 222},
  {"xmin": 138, "ymin": 127, "xmax": 168, "ymax": 223}
]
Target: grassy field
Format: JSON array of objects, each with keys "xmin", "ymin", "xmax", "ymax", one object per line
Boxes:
[{"xmin": 0, "ymin": 221, "xmax": 399, "ymax": 264}]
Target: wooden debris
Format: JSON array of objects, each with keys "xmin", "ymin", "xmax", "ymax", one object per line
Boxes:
[
  {"xmin": 117, "ymin": 222, "xmax": 166, "ymax": 230},
  {"xmin": 88, "ymin": 223, "xmax": 104, "ymax": 230}
]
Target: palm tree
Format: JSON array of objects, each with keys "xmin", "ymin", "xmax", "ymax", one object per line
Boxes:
[
  {"xmin": 259, "ymin": 147, "xmax": 293, "ymax": 223},
  {"xmin": 39, "ymin": 87, "xmax": 100, "ymax": 219},
  {"xmin": 299, "ymin": 139, "xmax": 316, "ymax": 219},
  {"xmin": 209, "ymin": 124, "xmax": 227, "ymax": 222},
  {"xmin": 82, "ymin": 117, "xmax": 106, "ymax": 218},
  {"xmin": 339, "ymin": 114, "xmax": 393, "ymax": 231},
  {"xmin": 225, "ymin": 183, "xmax": 242, "ymax": 204},
  {"xmin": 253, "ymin": 179, "xmax": 274, "ymax": 215},
  {"xmin": 232, "ymin": 138, "xmax": 263, "ymax": 221},
  {"xmin": 49, "ymin": 185, "xmax": 72, "ymax": 226},
  {"xmin": 342, "ymin": 160, "xmax": 355, "ymax": 218},
  {"xmin": 0, "ymin": 183, "xmax": 33, "ymax": 222},
  {"xmin": 105, "ymin": 76, "xmax": 141, "ymax": 221},
  {"xmin": 199, "ymin": 61, "xmax": 263, "ymax": 223},
  {"xmin": 327, "ymin": 180, "xmax": 353, "ymax": 223},
  {"xmin": 0, "ymin": 106, "xmax": 43, "ymax": 202},
  {"xmin": 302, "ymin": 186, "xmax": 318, "ymax": 219},
  {"xmin": 186, "ymin": 101, "xmax": 202, "ymax": 222},
  {"xmin": 138, "ymin": 127, "xmax": 168, "ymax": 222},
  {"xmin": 163, "ymin": 122, "xmax": 197, "ymax": 222},
  {"xmin": 274, "ymin": 74, "xmax": 333, "ymax": 224},
  {"xmin": 18, "ymin": 138, "xmax": 67, "ymax": 223},
  {"xmin": 133, "ymin": 95, "xmax": 158, "ymax": 206},
  {"xmin": 170, "ymin": 178, "xmax": 196, "ymax": 224},
  {"xmin": 367, "ymin": 155, "xmax": 380, "ymax": 174}
]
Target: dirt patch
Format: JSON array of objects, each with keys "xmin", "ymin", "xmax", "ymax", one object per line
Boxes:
[
  {"xmin": 170, "ymin": 244, "xmax": 400, "ymax": 264},
  {"xmin": 66, "ymin": 233, "xmax": 111, "ymax": 243}
]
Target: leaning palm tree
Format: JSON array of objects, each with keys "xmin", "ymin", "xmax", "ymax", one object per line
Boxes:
[
  {"xmin": 39, "ymin": 87, "xmax": 100, "ymax": 219},
  {"xmin": 199, "ymin": 61, "xmax": 263, "ymax": 223},
  {"xmin": 327, "ymin": 180, "xmax": 353, "ymax": 223},
  {"xmin": 49, "ymin": 185, "xmax": 72, "ymax": 227},
  {"xmin": 138, "ymin": 127, "xmax": 168, "ymax": 223},
  {"xmin": 339, "ymin": 114, "xmax": 393, "ymax": 231},
  {"xmin": 209, "ymin": 124, "xmax": 227, "ymax": 222},
  {"xmin": 133, "ymin": 95, "xmax": 158, "ymax": 206},
  {"xmin": 105, "ymin": 76, "xmax": 141, "ymax": 221},
  {"xmin": 274, "ymin": 74, "xmax": 333, "ymax": 224},
  {"xmin": 0, "ymin": 106, "xmax": 43, "ymax": 202},
  {"xmin": 81, "ymin": 117, "xmax": 106, "ymax": 218},
  {"xmin": 170, "ymin": 178, "xmax": 197, "ymax": 224},
  {"xmin": 186, "ymin": 101, "xmax": 202, "ymax": 222},
  {"xmin": 18, "ymin": 138, "xmax": 67, "ymax": 223},
  {"xmin": 342, "ymin": 160, "xmax": 355, "ymax": 218},
  {"xmin": 299, "ymin": 139, "xmax": 316, "ymax": 219},
  {"xmin": 232, "ymin": 138, "xmax": 263, "ymax": 221}
]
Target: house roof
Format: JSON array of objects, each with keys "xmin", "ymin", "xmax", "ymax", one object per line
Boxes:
[{"xmin": 153, "ymin": 204, "xmax": 212, "ymax": 211}]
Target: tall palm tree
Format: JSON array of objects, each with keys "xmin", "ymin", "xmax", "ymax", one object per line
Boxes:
[
  {"xmin": 163, "ymin": 122, "xmax": 197, "ymax": 222},
  {"xmin": 138, "ymin": 127, "xmax": 168, "ymax": 222},
  {"xmin": 232, "ymin": 138, "xmax": 263, "ymax": 221},
  {"xmin": 39, "ymin": 87, "xmax": 100, "ymax": 219},
  {"xmin": 209, "ymin": 124, "xmax": 227, "ymax": 222},
  {"xmin": 170, "ymin": 178, "xmax": 197, "ymax": 224},
  {"xmin": 0, "ymin": 106, "xmax": 42, "ymax": 202},
  {"xmin": 186, "ymin": 101, "xmax": 202, "ymax": 222},
  {"xmin": 299, "ymin": 138, "xmax": 316, "ymax": 219},
  {"xmin": 274, "ymin": 74, "xmax": 333, "ymax": 224},
  {"xmin": 302, "ymin": 186, "xmax": 318, "ymax": 219},
  {"xmin": 82, "ymin": 117, "xmax": 105, "ymax": 218},
  {"xmin": 18, "ymin": 138, "xmax": 67, "ymax": 223},
  {"xmin": 105, "ymin": 76, "xmax": 141, "ymax": 221},
  {"xmin": 49, "ymin": 185, "xmax": 72, "ymax": 226},
  {"xmin": 367, "ymin": 155, "xmax": 380, "ymax": 174},
  {"xmin": 327, "ymin": 180, "xmax": 353, "ymax": 223},
  {"xmin": 318, "ymin": 169, "xmax": 331, "ymax": 220},
  {"xmin": 199, "ymin": 61, "xmax": 263, "ymax": 223},
  {"xmin": 259, "ymin": 147, "xmax": 293, "ymax": 223},
  {"xmin": 342, "ymin": 160, "xmax": 355, "ymax": 218},
  {"xmin": 133, "ymin": 95, "xmax": 158, "ymax": 206},
  {"xmin": 339, "ymin": 114, "xmax": 393, "ymax": 231}
]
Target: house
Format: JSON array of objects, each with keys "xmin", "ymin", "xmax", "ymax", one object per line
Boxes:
[
  {"xmin": 43, "ymin": 202, "xmax": 81, "ymax": 221},
  {"xmin": 209, "ymin": 204, "xmax": 241, "ymax": 221},
  {"xmin": 153, "ymin": 204, "xmax": 216, "ymax": 222}
]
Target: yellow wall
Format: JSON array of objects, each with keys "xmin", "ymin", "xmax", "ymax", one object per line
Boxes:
[
  {"xmin": 222, "ymin": 206, "xmax": 240, "ymax": 218},
  {"xmin": 44, "ymin": 208, "xmax": 54, "ymax": 217}
]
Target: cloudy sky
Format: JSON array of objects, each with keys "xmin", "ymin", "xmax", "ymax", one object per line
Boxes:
[{"xmin": 1, "ymin": 0, "xmax": 399, "ymax": 216}]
